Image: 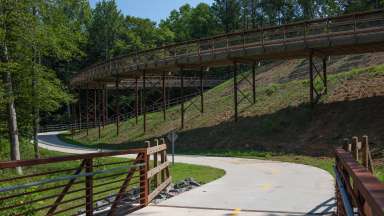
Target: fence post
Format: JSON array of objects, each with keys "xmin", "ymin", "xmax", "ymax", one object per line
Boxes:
[
  {"xmin": 85, "ymin": 159, "xmax": 93, "ymax": 216},
  {"xmin": 352, "ymin": 136, "xmax": 359, "ymax": 161},
  {"xmin": 139, "ymin": 151, "xmax": 149, "ymax": 206},
  {"xmin": 154, "ymin": 139, "xmax": 159, "ymax": 188},
  {"xmin": 362, "ymin": 135, "xmax": 369, "ymax": 169},
  {"xmin": 343, "ymin": 138, "xmax": 350, "ymax": 152}
]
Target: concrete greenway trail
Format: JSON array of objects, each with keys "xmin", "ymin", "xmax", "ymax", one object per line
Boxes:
[{"xmin": 38, "ymin": 132, "xmax": 335, "ymax": 216}]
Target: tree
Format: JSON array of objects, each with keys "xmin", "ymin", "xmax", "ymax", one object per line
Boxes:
[
  {"xmin": 87, "ymin": 0, "xmax": 124, "ymax": 63},
  {"xmin": 1, "ymin": 0, "xmax": 32, "ymax": 173},
  {"xmin": 212, "ymin": 0, "xmax": 241, "ymax": 33},
  {"xmin": 160, "ymin": 4, "xmax": 193, "ymax": 42},
  {"xmin": 189, "ymin": 3, "xmax": 218, "ymax": 38}
]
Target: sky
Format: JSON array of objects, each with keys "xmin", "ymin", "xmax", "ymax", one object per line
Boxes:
[{"xmin": 89, "ymin": 0, "xmax": 214, "ymax": 23}]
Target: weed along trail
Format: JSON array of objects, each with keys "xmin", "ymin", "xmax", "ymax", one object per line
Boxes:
[{"xmin": 38, "ymin": 132, "xmax": 335, "ymax": 216}]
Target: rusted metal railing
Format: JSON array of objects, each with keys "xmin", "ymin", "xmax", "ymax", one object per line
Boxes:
[
  {"xmin": 0, "ymin": 139, "xmax": 171, "ymax": 215},
  {"xmin": 335, "ymin": 135, "xmax": 384, "ymax": 216}
]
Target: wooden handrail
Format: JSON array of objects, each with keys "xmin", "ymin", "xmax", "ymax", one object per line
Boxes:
[{"xmin": 335, "ymin": 147, "xmax": 384, "ymax": 215}]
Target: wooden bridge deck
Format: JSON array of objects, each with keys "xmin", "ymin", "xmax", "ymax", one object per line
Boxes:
[{"xmin": 71, "ymin": 9, "xmax": 384, "ymax": 87}]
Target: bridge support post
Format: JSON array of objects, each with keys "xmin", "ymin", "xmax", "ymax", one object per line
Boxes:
[
  {"xmin": 200, "ymin": 67, "xmax": 204, "ymax": 113},
  {"xmin": 105, "ymin": 87, "xmax": 108, "ymax": 123},
  {"xmin": 309, "ymin": 50, "xmax": 328, "ymax": 107},
  {"xmin": 115, "ymin": 77, "xmax": 120, "ymax": 136},
  {"xmin": 309, "ymin": 52, "xmax": 314, "ymax": 106},
  {"xmin": 323, "ymin": 57, "xmax": 328, "ymax": 95},
  {"xmin": 233, "ymin": 62, "xmax": 238, "ymax": 122},
  {"xmin": 143, "ymin": 70, "xmax": 146, "ymax": 133},
  {"xmin": 102, "ymin": 85, "xmax": 106, "ymax": 128},
  {"xmin": 135, "ymin": 76, "xmax": 139, "ymax": 124},
  {"xmin": 85, "ymin": 87, "xmax": 89, "ymax": 136},
  {"xmin": 252, "ymin": 62, "xmax": 256, "ymax": 104},
  {"xmin": 98, "ymin": 88, "xmax": 102, "ymax": 140},
  {"xmin": 180, "ymin": 68, "xmax": 185, "ymax": 129},
  {"xmin": 162, "ymin": 72, "xmax": 166, "ymax": 121},
  {"xmin": 70, "ymin": 94, "xmax": 76, "ymax": 136},
  {"xmin": 93, "ymin": 89, "xmax": 97, "ymax": 130},
  {"xmin": 78, "ymin": 90, "xmax": 82, "ymax": 132}
]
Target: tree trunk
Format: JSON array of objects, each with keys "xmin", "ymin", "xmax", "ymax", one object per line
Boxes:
[
  {"xmin": 32, "ymin": 6, "xmax": 40, "ymax": 159},
  {"xmin": 3, "ymin": 44, "xmax": 22, "ymax": 174},
  {"xmin": 32, "ymin": 48, "xmax": 40, "ymax": 159}
]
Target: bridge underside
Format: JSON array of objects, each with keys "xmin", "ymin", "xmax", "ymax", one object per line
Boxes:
[{"xmin": 69, "ymin": 10, "xmax": 384, "ymax": 136}]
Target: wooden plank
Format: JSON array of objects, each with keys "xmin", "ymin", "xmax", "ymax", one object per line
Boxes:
[
  {"xmin": 147, "ymin": 161, "xmax": 171, "ymax": 179},
  {"xmin": 335, "ymin": 148, "xmax": 384, "ymax": 216},
  {"xmin": 147, "ymin": 144, "xmax": 167, "ymax": 155},
  {"xmin": 148, "ymin": 177, "xmax": 172, "ymax": 202},
  {"xmin": 160, "ymin": 150, "xmax": 165, "ymax": 182}
]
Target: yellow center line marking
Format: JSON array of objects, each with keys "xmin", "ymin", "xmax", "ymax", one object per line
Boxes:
[
  {"xmin": 230, "ymin": 208, "xmax": 241, "ymax": 216},
  {"xmin": 259, "ymin": 183, "xmax": 272, "ymax": 191},
  {"xmin": 270, "ymin": 168, "xmax": 280, "ymax": 175}
]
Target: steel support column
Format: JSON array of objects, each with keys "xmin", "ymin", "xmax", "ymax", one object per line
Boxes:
[
  {"xmin": 309, "ymin": 51, "xmax": 314, "ymax": 106},
  {"xmin": 200, "ymin": 67, "xmax": 204, "ymax": 113},
  {"xmin": 135, "ymin": 76, "xmax": 139, "ymax": 124},
  {"xmin": 86, "ymin": 87, "xmax": 89, "ymax": 136},
  {"xmin": 162, "ymin": 72, "xmax": 166, "ymax": 121},
  {"xmin": 309, "ymin": 50, "xmax": 328, "ymax": 106},
  {"xmin": 180, "ymin": 68, "xmax": 185, "ymax": 129},
  {"xmin": 98, "ymin": 89, "xmax": 102, "ymax": 140},
  {"xmin": 323, "ymin": 57, "xmax": 328, "ymax": 94},
  {"xmin": 93, "ymin": 89, "xmax": 97, "ymax": 128},
  {"xmin": 143, "ymin": 70, "xmax": 146, "ymax": 133},
  {"xmin": 102, "ymin": 85, "xmax": 106, "ymax": 127},
  {"xmin": 252, "ymin": 62, "xmax": 256, "ymax": 104},
  {"xmin": 78, "ymin": 90, "xmax": 82, "ymax": 132},
  {"xmin": 105, "ymin": 87, "xmax": 108, "ymax": 122},
  {"xmin": 233, "ymin": 63, "xmax": 238, "ymax": 122},
  {"xmin": 115, "ymin": 77, "xmax": 120, "ymax": 136}
]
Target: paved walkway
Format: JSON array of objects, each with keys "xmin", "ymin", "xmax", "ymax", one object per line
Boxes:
[{"xmin": 38, "ymin": 132, "xmax": 335, "ymax": 216}]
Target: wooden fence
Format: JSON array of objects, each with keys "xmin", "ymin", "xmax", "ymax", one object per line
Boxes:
[
  {"xmin": 335, "ymin": 135, "xmax": 384, "ymax": 216},
  {"xmin": 0, "ymin": 139, "xmax": 171, "ymax": 215}
]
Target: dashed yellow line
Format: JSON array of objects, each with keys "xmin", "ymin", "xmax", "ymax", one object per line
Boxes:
[{"xmin": 230, "ymin": 208, "xmax": 241, "ymax": 216}]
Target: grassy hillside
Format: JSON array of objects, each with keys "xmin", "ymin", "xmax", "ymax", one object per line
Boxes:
[{"xmin": 62, "ymin": 63, "xmax": 384, "ymax": 156}]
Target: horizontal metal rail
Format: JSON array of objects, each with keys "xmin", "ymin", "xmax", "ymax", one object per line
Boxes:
[
  {"xmin": 0, "ymin": 140, "xmax": 171, "ymax": 216},
  {"xmin": 334, "ymin": 166, "xmax": 354, "ymax": 216}
]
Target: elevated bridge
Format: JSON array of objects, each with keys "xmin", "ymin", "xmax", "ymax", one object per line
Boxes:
[{"xmin": 69, "ymin": 9, "xmax": 384, "ymax": 134}]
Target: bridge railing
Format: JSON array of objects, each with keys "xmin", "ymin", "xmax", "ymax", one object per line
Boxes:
[
  {"xmin": 0, "ymin": 139, "xmax": 171, "ymax": 216},
  {"xmin": 71, "ymin": 9, "xmax": 384, "ymax": 86},
  {"xmin": 335, "ymin": 135, "xmax": 384, "ymax": 216}
]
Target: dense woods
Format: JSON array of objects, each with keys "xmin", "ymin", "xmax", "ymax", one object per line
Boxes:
[{"xmin": 0, "ymin": 0, "xmax": 383, "ymax": 162}]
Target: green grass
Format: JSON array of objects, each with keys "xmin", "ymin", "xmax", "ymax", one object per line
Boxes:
[
  {"xmin": 171, "ymin": 163, "xmax": 225, "ymax": 184},
  {"xmin": 0, "ymin": 139, "xmax": 224, "ymax": 215},
  {"xmin": 59, "ymin": 64, "xmax": 384, "ymax": 182},
  {"xmin": 63, "ymin": 64, "xmax": 384, "ymax": 151}
]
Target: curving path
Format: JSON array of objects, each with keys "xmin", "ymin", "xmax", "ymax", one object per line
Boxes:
[{"xmin": 38, "ymin": 132, "xmax": 335, "ymax": 216}]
